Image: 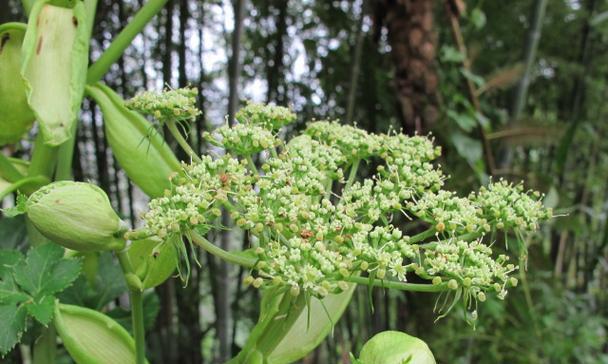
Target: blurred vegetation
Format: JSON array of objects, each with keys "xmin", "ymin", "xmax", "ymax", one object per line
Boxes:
[{"xmin": 1, "ymin": 0, "xmax": 607, "ymax": 363}]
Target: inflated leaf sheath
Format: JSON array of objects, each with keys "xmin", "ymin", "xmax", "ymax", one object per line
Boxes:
[
  {"xmin": 86, "ymin": 83, "xmax": 181, "ymax": 198},
  {"xmin": 54, "ymin": 303, "xmax": 139, "ymax": 364},
  {"xmin": 21, "ymin": 0, "xmax": 90, "ymax": 146},
  {"xmin": 0, "ymin": 23, "xmax": 35, "ymax": 145},
  {"xmin": 358, "ymin": 331, "xmax": 436, "ymax": 364},
  {"xmin": 266, "ymin": 285, "xmax": 357, "ymax": 364}
]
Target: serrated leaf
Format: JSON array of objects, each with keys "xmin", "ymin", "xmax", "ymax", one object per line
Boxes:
[
  {"xmin": 0, "ymin": 281, "xmax": 29, "ymax": 305},
  {"xmin": 0, "ymin": 250, "xmax": 26, "ymax": 305},
  {"xmin": 13, "ymin": 243, "xmax": 81, "ymax": 298},
  {"xmin": 0, "ymin": 250, "xmax": 24, "ymax": 277},
  {"xmin": 0, "ymin": 304, "xmax": 27, "ymax": 355},
  {"xmin": 42, "ymin": 258, "xmax": 81, "ymax": 296},
  {"xmin": 0, "ymin": 216, "xmax": 28, "ymax": 250},
  {"xmin": 1, "ymin": 195, "xmax": 27, "ymax": 218},
  {"xmin": 27, "ymin": 295, "xmax": 55, "ymax": 325},
  {"xmin": 13, "ymin": 243, "xmax": 64, "ymax": 296}
]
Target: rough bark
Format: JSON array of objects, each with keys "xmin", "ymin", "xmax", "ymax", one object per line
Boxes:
[{"xmin": 378, "ymin": 0, "xmax": 439, "ymax": 134}]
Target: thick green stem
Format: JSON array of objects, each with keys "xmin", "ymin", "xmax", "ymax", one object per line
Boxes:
[
  {"xmin": 115, "ymin": 249, "xmax": 146, "ymax": 363},
  {"xmin": 345, "ymin": 276, "xmax": 448, "ymax": 292},
  {"xmin": 28, "ymin": 133, "xmax": 58, "ymax": 179},
  {"xmin": 87, "ymin": 0, "xmax": 169, "ymax": 83},
  {"xmin": 32, "ymin": 325, "xmax": 56, "ymax": 364},
  {"xmin": 129, "ymin": 289, "xmax": 146, "ymax": 364},
  {"xmin": 190, "ymin": 231, "xmax": 255, "ymax": 267},
  {"xmin": 0, "ymin": 154, "xmax": 25, "ymax": 183},
  {"xmin": 167, "ymin": 121, "xmax": 202, "ymax": 163},
  {"xmin": 55, "ymin": 124, "xmax": 78, "ymax": 181}
]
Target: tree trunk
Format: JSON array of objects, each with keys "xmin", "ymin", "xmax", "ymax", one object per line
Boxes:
[
  {"xmin": 380, "ymin": 0, "xmax": 439, "ymax": 134},
  {"xmin": 265, "ymin": 0, "xmax": 288, "ymax": 104},
  {"xmin": 345, "ymin": 1, "xmax": 366, "ymax": 124}
]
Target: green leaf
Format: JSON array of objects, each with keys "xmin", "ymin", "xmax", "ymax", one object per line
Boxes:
[
  {"xmin": 27, "ymin": 295, "xmax": 55, "ymax": 325},
  {"xmin": 470, "ymin": 8, "xmax": 487, "ymax": 29},
  {"xmin": 460, "ymin": 69, "xmax": 485, "ymax": 87},
  {"xmin": 440, "ymin": 46, "xmax": 465, "ymax": 63},
  {"xmin": 42, "ymin": 258, "xmax": 81, "ymax": 296},
  {"xmin": 13, "ymin": 243, "xmax": 63, "ymax": 295},
  {"xmin": 1, "ymin": 194, "xmax": 27, "ymax": 218},
  {"xmin": 0, "ymin": 250, "xmax": 26, "ymax": 305},
  {"xmin": 0, "ymin": 216, "xmax": 28, "ymax": 250},
  {"xmin": 0, "ymin": 304, "xmax": 27, "ymax": 355},
  {"xmin": 13, "ymin": 243, "xmax": 81, "ymax": 298},
  {"xmin": 58, "ymin": 252, "xmax": 126, "ymax": 310},
  {"xmin": 447, "ymin": 110, "xmax": 476, "ymax": 132},
  {"xmin": 0, "ymin": 250, "xmax": 23, "ymax": 277}
]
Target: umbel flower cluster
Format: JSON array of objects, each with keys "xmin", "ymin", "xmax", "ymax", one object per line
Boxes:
[
  {"xmin": 126, "ymin": 86, "xmax": 201, "ymax": 123},
  {"xmin": 135, "ymin": 101, "xmax": 551, "ymax": 317}
]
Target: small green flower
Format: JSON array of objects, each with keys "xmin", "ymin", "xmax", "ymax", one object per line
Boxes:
[
  {"xmin": 235, "ymin": 101, "xmax": 296, "ymax": 130},
  {"xmin": 126, "ymin": 86, "xmax": 200, "ymax": 124}
]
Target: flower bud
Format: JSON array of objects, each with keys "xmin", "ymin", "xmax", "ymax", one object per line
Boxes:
[
  {"xmin": 357, "ymin": 331, "xmax": 435, "ymax": 364},
  {"xmin": 26, "ymin": 181, "xmax": 126, "ymax": 252},
  {"xmin": 0, "ymin": 23, "xmax": 35, "ymax": 145},
  {"xmin": 86, "ymin": 83, "xmax": 181, "ymax": 198}
]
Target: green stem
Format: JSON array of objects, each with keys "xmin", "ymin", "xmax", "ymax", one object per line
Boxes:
[
  {"xmin": 0, "ymin": 175, "xmax": 50, "ymax": 201},
  {"xmin": 87, "ymin": 0, "xmax": 169, "ymax": 83},
  {"xmin": 0, "ymin": 154, "xmax": 25, "ymax": 183},
  {"xmin": 345, "ymin": 276, "xmax": 448, "ymax": 293},
  {"xmin": 129, "ymin": 289, "xmax": 146, "ymax": 364},
  {"xmin": 55, "ymin": 125, "xmax": 78, "ymax": 181},
  {"xmin": 409, "ymin": 227, "xmax": 437, "ymax": 244},
  {"xmin": 20, "ymin": 0, "xmax": 34, "ymax": 15},
  {"xmin": 115, "ymin": 249, "xmax": 146, "ymax": 363},
  {"xmin": 116, "ymin": 250, "xmax": 144, "ymax": 291},
  {"xmin": 344, "ymin": 159, "xmax": 360, "ymax": 190},
  {"xmin": 189, "ymin": 231, "xmax": 255, "ymax": 267},
  {"xmin": 418, "ymin": 231, "xmax": 483, "ymax": 249},
  {"xmin": 166, "ymin": 121, "xmax": 202, "ymax": 163},
  {"xmin": 32, "ymin": 325, "xmax": 56, "ymax": 364},
  {"xmin": 28, "ymin": 132, "xmax": 58, "ymax": 179},
  {"xmin": 246, "ymin": 155, "xmax": 258, "ymax": 174}
]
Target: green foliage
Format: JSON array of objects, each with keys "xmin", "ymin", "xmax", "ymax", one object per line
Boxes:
[{"xmin": 0, "ymin": 243, "xmax": 81, "ymax": 355}]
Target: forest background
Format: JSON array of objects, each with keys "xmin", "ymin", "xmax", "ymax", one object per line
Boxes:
[{"xmin": 2, "ymin": 0, "xmax": 607, "ymax": 363}]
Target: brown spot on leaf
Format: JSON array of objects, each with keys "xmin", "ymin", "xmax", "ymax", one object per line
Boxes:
[
  {"xmin": 36, "ymin": 37, "xmax": 43, "ymax": 55},
  {"xmin": 72, "ymin": 16, "xmax": 78, "ymax": 27}
]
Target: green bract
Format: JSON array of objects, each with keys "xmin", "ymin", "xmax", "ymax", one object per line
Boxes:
[
  {"xmin": 26, "ymin": 181, "xmax": 126, "ymax": 252},
  {"xmin": 357, "ymin": 331, "xmax": 436, "ymax": 364},
  {"xmin": 54, "ymin": 303, "xmax": 140, "ymax": 364},
  {"xmin": 21, "ymin": 0, "xmax": 91, "ymax": 146},
  {"xmin": 0, "ymin": 23, "xmax": 35, "ymax": 145},
  {"xmin": 128, "ymin": 237, "xmax": 178, "ymax": 289},
  {"xmin": 86, "ymin": 83, "xmax": 181, "ymax": 198}
]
